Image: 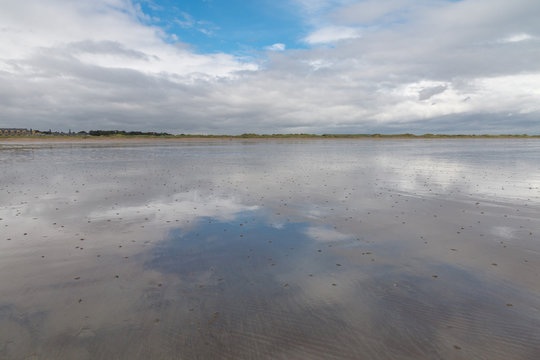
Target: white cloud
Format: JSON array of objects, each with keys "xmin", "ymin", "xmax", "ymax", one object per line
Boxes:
[
  {"xmin": 306, "ymin": 59, "xmax": 333, "ymax": 70},
  {"xmin": 374, "ymin": 74, "xmax": 540, "ymax": 124},
  {"xmin": 176, "ymin": 12, "xmax": 195, "ymax": 28},
  {"xmin": 265, "ymin": 43, "xmax": 286, "ymax": 52},
  {"xmin": 0, "ymin": 0, "xmax": 255, "ymax": 80},
  {"xmin": 499, "ymin": 33, "xmax": 534, "ymax": 43},
  {"xmin": 175, "ymin": 12, "xmax": 219, "ymax": 36},
  {"xmin": 304, "ymin": 26, "xmax": 361, "ymax": 44},
  {"xmin": 195, "ymin": 20, "xmax": 220, "ymax": 36}
]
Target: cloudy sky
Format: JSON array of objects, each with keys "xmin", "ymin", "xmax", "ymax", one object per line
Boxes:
[{"xmin": 1, "ymin": 0, "xmax": 539, "ymax": 134}]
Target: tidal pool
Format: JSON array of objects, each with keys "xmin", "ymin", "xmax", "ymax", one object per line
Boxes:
[{"xmin": 1, "ymin": 139, "xmax": 539, "ymax": 359}]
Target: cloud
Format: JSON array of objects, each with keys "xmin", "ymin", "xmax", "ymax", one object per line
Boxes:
[
  {"xmin": 498, "ymin": 33, "xmax": 534, "ymax": 43},
  {"xmin": 330, "ymin": 0, "xmax": 409, "ymax": 25},
  {"xmin": 66, "ymin": 40, "xmax": 155, "ymax": 61},
  {"xmin": 304, "ymin": 26, "xmax": 361, "ymax": 44},
  {"xmin": 175, "ymin": 12, "xmax": 219, "ymax": 36},
  {"xmin": 418, "ymin": 85, "xmax": 448, "ymax": 101},
  {"xmin": 265, "ymin": 43, "xmax": 286, "ymax": 52},
  {"xmin": 0, "ymin": 0, "xmax": 252, "ymax": 78},
  {"xmin": 194, "ymin": 20, "xmax": 220, "ymax": 36},
  {"xmin": 175, "ymin": 12, "xmax": 195, "ymax": 28}
]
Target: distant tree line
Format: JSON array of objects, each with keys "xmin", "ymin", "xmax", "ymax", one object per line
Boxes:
[
  {"xmin": 26, "ymin": 130, "xmax": 539, "ymax": 138},
  {"xmin": 88, "ymin": 130, "xmax": 172, "ymax": 136}
]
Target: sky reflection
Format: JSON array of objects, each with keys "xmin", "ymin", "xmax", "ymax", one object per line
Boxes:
[{"xmin": 1, "ymin": 139, "xmax": 539, "ymax": 359}]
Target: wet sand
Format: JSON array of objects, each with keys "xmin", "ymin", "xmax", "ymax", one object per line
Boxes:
[{"xmin": 1, "ymin": 139, "xmax": 539, "ymax": 359}]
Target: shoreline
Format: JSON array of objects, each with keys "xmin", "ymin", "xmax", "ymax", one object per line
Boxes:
[
  {"xmin": 1, "ymin": 135, "xmax": 540, "ymax": 143},
  {"xmin": 0, "ymin": 136, "xmax": 231, "ymax": 143}
]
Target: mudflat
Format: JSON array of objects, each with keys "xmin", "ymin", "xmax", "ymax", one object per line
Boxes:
[{"xmin": 1, "ymin": 139, "xmax": 539, "ymax": 359}]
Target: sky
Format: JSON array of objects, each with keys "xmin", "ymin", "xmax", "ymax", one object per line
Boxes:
[{"xmin": 0, "ymin": 0, "xmax": 539, "ymax": 134}]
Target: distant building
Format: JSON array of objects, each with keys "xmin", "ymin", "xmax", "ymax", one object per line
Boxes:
[{"xmin": 0, "ymin": 128, "xmax": 35, "ymax": 136}]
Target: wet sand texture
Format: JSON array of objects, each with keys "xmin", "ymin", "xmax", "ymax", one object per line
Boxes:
[{"xmin": 0, "ymin": 139, "xmax": 539, "ymax": 359}]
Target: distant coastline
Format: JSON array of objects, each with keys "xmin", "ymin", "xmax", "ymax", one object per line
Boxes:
[{"xmin": 1, "ymin": 133, "xmax": 540, "ymax": 142}]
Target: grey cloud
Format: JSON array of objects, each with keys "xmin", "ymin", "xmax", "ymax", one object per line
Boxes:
[
  {"xmin": 330, "ymin": 0, "xmax": 409, "ymax": 25},
  {"xmin": 325, "ymin": 0, "xmax": 540, "ymax": 78},
  {"xmin": 418, "ymin": 85, "xmax": 447, "ymax": 101},
  {"xmin": 66, "ymin": 40, "xmax": 156, "ymax": 61}
]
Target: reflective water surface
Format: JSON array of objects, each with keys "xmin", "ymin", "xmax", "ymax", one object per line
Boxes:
[{"xmin": 1, "ymin": 139, "xmax": 539, "ymax": 359}]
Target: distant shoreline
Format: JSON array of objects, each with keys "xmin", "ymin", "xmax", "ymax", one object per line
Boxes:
[{"xmin": 1, "ymin": 134, "xmax": 540, "ymax": 143}]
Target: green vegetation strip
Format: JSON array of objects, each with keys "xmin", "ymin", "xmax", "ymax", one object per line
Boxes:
[{"xmin": 2, "ymin": 132, "xmax": 540, "ymax": 139}]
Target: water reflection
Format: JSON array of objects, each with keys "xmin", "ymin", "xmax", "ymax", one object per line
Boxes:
[{"xmin": 0, "ymin": 139, "xmax": 539, "ymax": 359}]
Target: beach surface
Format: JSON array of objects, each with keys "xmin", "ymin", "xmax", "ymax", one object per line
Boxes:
[{"xmin": 1, "ymin": 139, "xmax": 539, "ymax": 359}]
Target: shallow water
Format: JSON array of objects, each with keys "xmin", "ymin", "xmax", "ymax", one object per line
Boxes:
[{"xmin": 1, "ymin": 139, "xmax": 539, "ymax": 359}]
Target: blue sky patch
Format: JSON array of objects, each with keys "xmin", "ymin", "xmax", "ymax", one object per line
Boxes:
[{"xmin": 137, "ymin": 0, "xmax": 308, "ymax": 54}]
